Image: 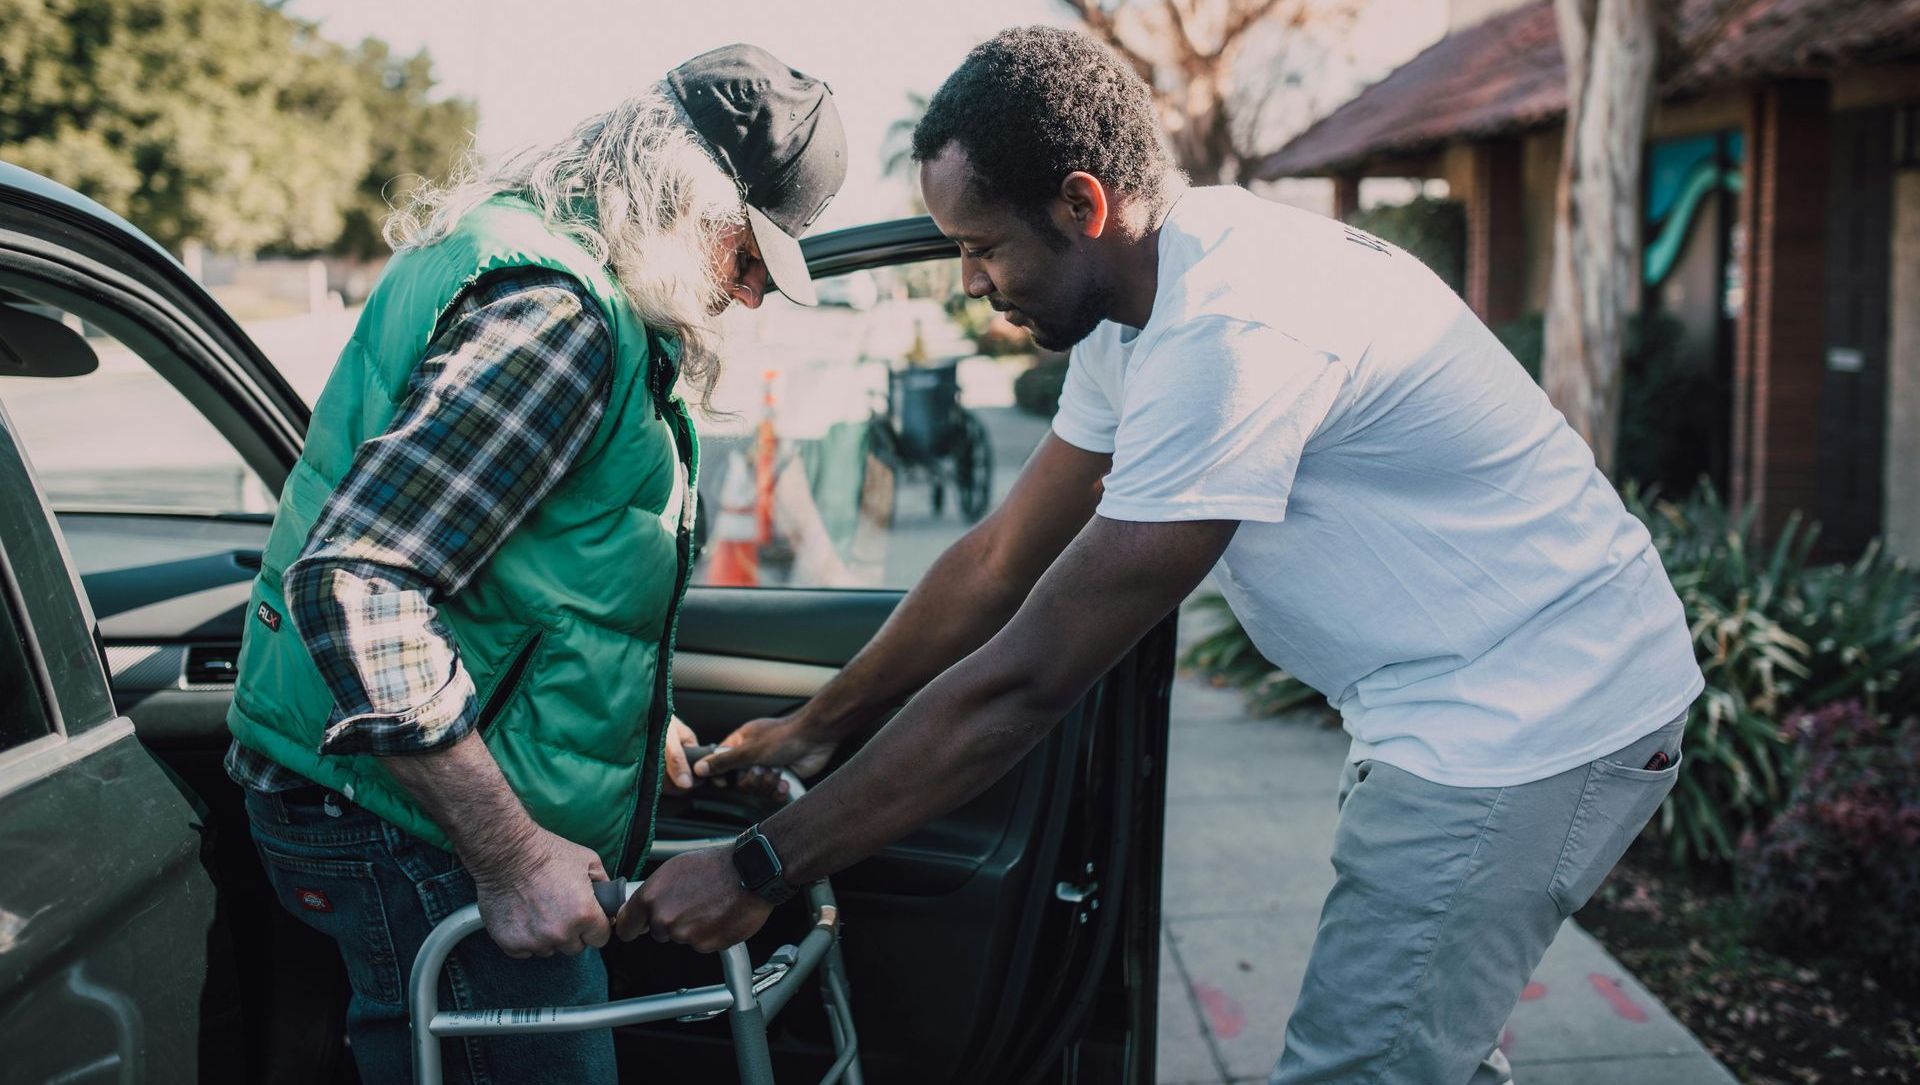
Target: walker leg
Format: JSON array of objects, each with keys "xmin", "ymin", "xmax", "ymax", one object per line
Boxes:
[
  {"xmin": 722, "ymin": 944, "xmax": 778, "ymax": 1085},
  {"xmin": 820, "ymin": 942, "xmax": 864, "ymax": 1085}
]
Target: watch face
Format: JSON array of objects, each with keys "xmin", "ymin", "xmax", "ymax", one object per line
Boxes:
[{"xmin": 734, "ymin": 832, "xmax": 780, "ymax": 888}]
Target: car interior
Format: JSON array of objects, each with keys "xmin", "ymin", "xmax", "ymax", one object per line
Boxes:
[{"xmin": 0, "ymin": 212, "xmax": 1171, "ymax": 1084}]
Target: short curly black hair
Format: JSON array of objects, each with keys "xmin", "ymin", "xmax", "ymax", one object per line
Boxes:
[{"xmin": 912, "ymin": 26, "xmax": 1172, "ymax": 219}]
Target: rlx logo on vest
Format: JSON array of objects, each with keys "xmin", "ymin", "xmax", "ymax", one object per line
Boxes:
[{"xmin": 256, "ymin": 602, "xmax": 282, "ymax": 632}]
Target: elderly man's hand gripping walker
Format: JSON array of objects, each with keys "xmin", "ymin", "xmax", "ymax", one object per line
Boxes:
[{"xmin": 408, "ymin": 746, "xmax": 864, "ymax": 1085}]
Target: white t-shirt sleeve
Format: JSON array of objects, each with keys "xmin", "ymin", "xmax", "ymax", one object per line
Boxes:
[
  {"xmin": 1049, "ymin": 343, "xmax": 1120, "ymax": 454},
  {"xmin": 1097, "ymin": 317, "xmax": 1346, "ymax": 524}
]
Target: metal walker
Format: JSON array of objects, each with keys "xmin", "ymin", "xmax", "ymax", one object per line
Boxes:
[{"xmin": 408, "ymin": 762, "xmax": 862, "ymax": 1085}]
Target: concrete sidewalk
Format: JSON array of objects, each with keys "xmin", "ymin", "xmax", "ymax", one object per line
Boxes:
[{"xmin": 1155, "ymin": 677, "xmax": 1738, "ymax": 1085}]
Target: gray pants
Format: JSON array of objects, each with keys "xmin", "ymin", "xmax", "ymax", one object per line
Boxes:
[{"xmin": 1271, "ymin": 715, "xmax": 1686, "ymax": 1085}]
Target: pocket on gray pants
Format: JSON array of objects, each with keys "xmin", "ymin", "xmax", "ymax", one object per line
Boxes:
[{"xmin": 1548, "ymin": 720, "xmax": 1685, "ymax": 916}]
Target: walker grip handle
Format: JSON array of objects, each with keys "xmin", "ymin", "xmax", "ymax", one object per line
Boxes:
[{"xmin": 593, "ymin": 877, "xmax": 630, "ymax": 918}]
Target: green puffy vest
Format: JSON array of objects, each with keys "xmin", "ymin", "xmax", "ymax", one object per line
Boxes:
[{"xmin": 227, "ymin": 197, "xmax": 699, "ymax": 876}]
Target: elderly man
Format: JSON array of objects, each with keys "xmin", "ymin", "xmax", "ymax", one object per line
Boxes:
[
  {"xmin": 224, "ymin": 45, "xmax": 845, "ymax": 1084},
  {"xmin": 632, "ymin": 27, "xmax": 1700, "ymax": 1085}
]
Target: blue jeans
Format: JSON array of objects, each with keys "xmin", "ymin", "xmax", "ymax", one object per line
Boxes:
[{"xmin": 245, "ymin": 787, "xmax": 618, "ymax": 1085}]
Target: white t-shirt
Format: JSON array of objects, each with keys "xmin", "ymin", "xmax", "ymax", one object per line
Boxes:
[{"xmin": 1053, "ymin": 186, "xmax": 1702, "ymax": 787}]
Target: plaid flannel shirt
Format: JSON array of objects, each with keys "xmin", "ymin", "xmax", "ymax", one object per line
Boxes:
[{"xmin": 225, "ymin": 268, "xmax": 613, "ymax": 792}]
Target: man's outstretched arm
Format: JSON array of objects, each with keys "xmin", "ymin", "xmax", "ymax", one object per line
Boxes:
[{"xmin": 623, "ymin": 513, "xmax": 1237, "ymax": 950}]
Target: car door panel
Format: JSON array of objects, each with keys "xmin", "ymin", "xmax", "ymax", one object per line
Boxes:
[
  {"xmin": 0, "ymin": 405, "xmax": 226, "ymax": 1084},
  {"xmin": 0, "ymin": 721, "xmax": 219, "ymax": 1084},
  {"xmin": 60, "ymin": 512, "xmax": 264, "ymax": 639},
  {"xmin": 673, "ymin": 651, "xmax": 838, "ymax": 700},
  {"xmin": 678, "ymin": 585, "xmax": 905, "ymax": 665},
  {"xmin": 671, "ymin": 587, "xmax": 1068, "ymax": 898},
  {"xmin": 49, "ymin": 515, "xmax": 338, "ymax": 1085},
  {"xmin": 624, "ymin": 581, "xmax": 1174, "ymax": 1083}
]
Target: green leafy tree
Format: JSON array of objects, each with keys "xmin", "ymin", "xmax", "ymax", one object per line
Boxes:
[
  {"xmin": 330, "ymin": 37, "xmax": 478, "ymax": 260},
  {"xmin": 0, "ymin": 0, "xmax": 472, "ymax": 257}
]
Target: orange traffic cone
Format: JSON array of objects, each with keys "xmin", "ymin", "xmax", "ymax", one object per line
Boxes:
[
  {"xmin": 707, "ymin": 449, "xmax": 761, "ymax": 587},
  {"xmin": 755, "ymin": 370, "xmax": 778, "ymax": 545}
]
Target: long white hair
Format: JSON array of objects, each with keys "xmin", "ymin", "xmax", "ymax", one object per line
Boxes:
[{"xmin": 384, "ymin": 85, "xmax": 744, "ymax": 408}]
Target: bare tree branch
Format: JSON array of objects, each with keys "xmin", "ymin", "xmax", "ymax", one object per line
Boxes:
[
  {"xmin": 1163, "ymin": 0, "xmax": 1204, "ymax": 63},
  {"xmin": 1057, "ymin": 0, "xmax": 1350, "ymax": 183},
  {"xmin": 1058, "ymin": 0, "xmax": 1160, "ymax": 83},
  {"xmin": 1229, "ymin": 61, "xmax": 1291, "ymax": 159},
  {"xmin": 1218, "ymin": 0, "xmax": 1288, "ymax": 57}
]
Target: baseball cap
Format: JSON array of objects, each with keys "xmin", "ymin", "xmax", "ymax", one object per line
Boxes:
[{"xmin": 668, "ymin": 44, "xmax": 847, "ymax": 306}]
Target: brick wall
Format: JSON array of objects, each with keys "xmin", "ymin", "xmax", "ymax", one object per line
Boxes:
[
  {"xmin": 1465, "ymin": 138, "xmax": 1527, "ymax": 326},
  {"xmin": 1733, "ymin": 80, "xmax": 1830, "ymax": 540},
  {"xmin": 1332, "ymin": 173, "xmax": 1362, "ymax": 222},
  {"xmin": 1520, "ymin": 129, "xmax": 1562, "ymax": 314},
  {"xmin": 1887, "ymin": 170, "xmax": 1920, "ymax": 562}
]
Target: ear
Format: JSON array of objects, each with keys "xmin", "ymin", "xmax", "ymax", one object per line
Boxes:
[{"xmin": 1056, "ymin": 172, "xmax": 1110, "ymax": 241}]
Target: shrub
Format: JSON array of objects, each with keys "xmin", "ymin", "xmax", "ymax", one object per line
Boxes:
[
  {"xmin": 1180, "ymin": 594, "xmax": 1272, "ymax": 687},
  {"xmin": 1633, "ymin": 485, "xmax": 1920, "ymax": 723},
  {"xmin": 1736, "ymin": 701, "xmax": 1920, "ymax": 988},
  {"xmin": 1628, "ymin": 485, "xmax": 1808, "ymax": 862},
  {"xmin": 1789, "ymin": 542, "xmax": 1920, "ymax": 717},
  {"xmin": 1013, "ymin": 356, "xmax": 1069, "ymax": 417},
  {"xmin": 1628, "ymin": 483, "xmax": 1920, "ymax": 864},
  {"xmin": 1346, "ymin": 197, "xmax": 1466, "ymax": 294}
]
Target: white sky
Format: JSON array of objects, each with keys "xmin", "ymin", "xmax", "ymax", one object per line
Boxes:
[{"xmin": 287, "ymin": 0, "xmax": 1446, "ymax": 231}]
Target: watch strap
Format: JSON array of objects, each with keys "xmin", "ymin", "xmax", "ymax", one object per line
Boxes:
[{"xmin": 732, "ymin": 824, "xmax": 799, "ymax": 906}]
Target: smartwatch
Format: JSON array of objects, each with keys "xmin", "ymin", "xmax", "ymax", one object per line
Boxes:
[{"xmin": 732, "ymin": 823, "xmax": 799, "ymax": 906}]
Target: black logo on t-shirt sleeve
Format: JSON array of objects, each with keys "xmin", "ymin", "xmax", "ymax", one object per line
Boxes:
[{"xmin": 1343, "ymin": 226, "xmax": 1391, "ymax": 255}]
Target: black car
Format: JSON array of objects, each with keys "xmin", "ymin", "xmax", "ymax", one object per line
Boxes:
[{"xmin": 0, "ymin": 160, "xmax": 1175, "ymax": 1084}]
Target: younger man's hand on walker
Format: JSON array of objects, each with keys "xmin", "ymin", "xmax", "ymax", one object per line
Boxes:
[
  {"xmin": 615, "ymin": 846, "xmax": 774, "ymax": 953},
  {"xmin": 693, "ymin": 709, "xmax": 839, "ymax": 797}
]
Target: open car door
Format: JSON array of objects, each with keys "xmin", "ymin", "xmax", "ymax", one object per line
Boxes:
[
  {"xmin": 619, "ymin": 221, "xmax": 1174, "ymax": 1083},
  {"xmin": 0, "ymin": 396, "xmax": 219, "ymax": 1083}
]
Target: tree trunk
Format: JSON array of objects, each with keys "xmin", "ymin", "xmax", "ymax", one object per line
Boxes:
[{"xmin": 1543, "ymin": 0, "xmax": 1657, "ymax": 477}]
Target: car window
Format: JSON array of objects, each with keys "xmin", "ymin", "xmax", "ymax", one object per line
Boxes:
[
  {"xmin": 0, "ymin": 558, "xmax": 53, "ymax": 753},
  {"xmin": 0, "ymin": 301, "xmax": 273, "ymax": 515},
  {"xmin": 689, "ymin": 260, "xmax": 1053, "ymax": 590}
]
